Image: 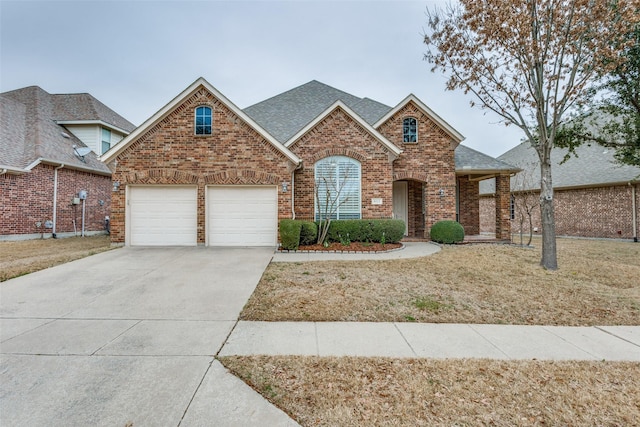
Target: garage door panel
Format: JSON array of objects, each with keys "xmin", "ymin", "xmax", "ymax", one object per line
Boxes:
[
  {"xmin": 129, "ymin": 186, "xmax": 197, "ymax": 246},
  {"xmin": 208, "ymin": 186, "xmax": 277, "ymax": 246}
]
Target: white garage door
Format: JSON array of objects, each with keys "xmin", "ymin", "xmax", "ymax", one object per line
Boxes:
[
  {"xmin": 128, "ymin": 186, "xmax": 197, "ymax": 246},
  {"xmin": 208, "ymin": 186, "xmax": 277, "ymax": 246}
]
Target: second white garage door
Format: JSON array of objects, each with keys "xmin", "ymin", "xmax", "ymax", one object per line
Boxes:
[{"xmin": 207, "ymin": 186, "xmax": 277, "ymax": 246}]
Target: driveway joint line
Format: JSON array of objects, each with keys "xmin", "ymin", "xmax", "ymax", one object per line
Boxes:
[
  {"xmin": 177, "ymin": 357, "xmax": 216, "ymax": 427},
  {"xmin": 91, "ymin": 319, "xmax": 142, "ymax": 356}
]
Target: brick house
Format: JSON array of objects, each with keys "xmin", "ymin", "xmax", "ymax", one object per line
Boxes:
[
  {"xmin": 0, "ymin": 86, "xmax": 135, "ymax": 240},
  {"xmin": 102, "ymin": 78, "xmax": 517, "ymax": 246},
  {"xmin": 480, "ymin": 142, "xmax": 640, "ymax": 241}
]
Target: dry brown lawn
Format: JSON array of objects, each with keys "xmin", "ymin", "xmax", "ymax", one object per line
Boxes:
[
  {"xmin": 0, "ymin": 235, "xmax": 114, "ymax": 281},
  {"xmin": 241, "ymin": 238, "xmax": 640, "ymax": 325},
  {"xmin": 220, "ymin": 356, "xmax": 640, "ymax": 427}
]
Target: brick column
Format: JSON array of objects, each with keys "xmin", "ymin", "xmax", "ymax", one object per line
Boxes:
[
  {"xmin": 457, "ymin": 176, "xmax": 479, "ymax": 235},
  {"xmin": 495, "ymin": 174, "xmax": 511, "ymax": 240}
]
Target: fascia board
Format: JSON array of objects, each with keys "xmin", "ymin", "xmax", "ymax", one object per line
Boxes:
[
  {"xmin": 25, "ymin": 158, "xmax": 112, "ymax": 176},
  {"xmin": 101, "ymin": 77, "xmax": 301, "ymax": 165},
  {"xmin": 374, "ymin": 94, "xmax": 466, "ymax": 143},
  {"xmin": 56, "ymin": 120, "xmax": 132, "ymax": 136},
  {"xmin": 284, "ymin": 100, "xmax": 402, "ymax": 157}
]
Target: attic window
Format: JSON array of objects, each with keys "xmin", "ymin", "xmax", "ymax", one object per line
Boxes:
[
  {"xmin": 195, "ymin": 106, "xmax": 212, "ymax": 135},
  {"xmin": 403, "ymin": 117, "xmax": 417, "ymax": 143}
]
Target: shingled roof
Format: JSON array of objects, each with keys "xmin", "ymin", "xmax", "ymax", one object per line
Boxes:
[
  {"xmin": 479, "ymin": 141, "xmax": 640, "ymax": 194},
  {"xmin": 455, "ymin": 144, "xmax": 520, "ymax": 175},
  {"xmin": 244, "ymin": 80, "xmax": 515, "ymax": 174},
  {"xmin": 244, "ymin": 80, "xmax": 371, "ymax": 143},
  {"xmin": 0, "ymin": 86, "xmax": 134, "ymax": 175}
]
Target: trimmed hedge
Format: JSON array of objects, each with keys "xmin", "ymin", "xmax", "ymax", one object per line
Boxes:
[
  {"xmin": 299, "ymin": 221, "xmax": 318, "ymax": 245},
  {"xmin": 429, "ymin": 220, "xmax": 465, "ymax": 244},
  {"xmin": 279, "ymin": 219, "xmax": 405, "ymax": 249},
  {"xmin": 324, "ymin": 219, "xmax": 405, "ymax": 244},
  {"xmin": 279, "ymin": 219, "xmax": 303, "ymax": 250}
]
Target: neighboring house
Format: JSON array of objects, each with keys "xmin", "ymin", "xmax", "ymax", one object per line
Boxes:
[
  {"xmin": 0, "ymin": 86, "xmax": 135, "ymax": 240},
  {"xmin": 479, "ymin": 142, "xmax": 640, "ymax": 241},
  {"xmin": 101, "ymin": 77, "xmax": 518, "ymax": 246}
]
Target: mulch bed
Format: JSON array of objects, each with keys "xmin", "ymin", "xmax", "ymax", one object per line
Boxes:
[{"xmin": 280, "ymin": 241, "xmax": 403, "ymax": 253}]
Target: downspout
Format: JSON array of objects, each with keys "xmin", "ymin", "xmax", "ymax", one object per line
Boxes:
[
  {"xmin": 291, "ymin": 170, "xmax": 296, "ymax": 219},
  {"xmin": 632, "ymin": 183, "xmax": 637, "ymax": 243},
  {"xmin": 52, "ymin": 164, "xmax": 64, "ymax": 238}
]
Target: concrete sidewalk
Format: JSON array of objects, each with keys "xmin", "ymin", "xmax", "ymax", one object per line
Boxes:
[
  {"xmin": 272, "ymin": 241, "xmax": 441, "ymax": 262},
  {"xmin": 220, "ymin": 321, "xmax": 640, "ymax": 361}
]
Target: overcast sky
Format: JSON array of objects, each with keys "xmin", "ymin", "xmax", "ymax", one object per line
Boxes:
[{"xmin": 1, "ymin": 0, "xmax": 524, "ymax": 157}]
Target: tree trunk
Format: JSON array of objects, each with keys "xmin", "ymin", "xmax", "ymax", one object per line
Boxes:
[{"xmin": 539, "ymin": 158, "xmax": 558, "ymax": 269}]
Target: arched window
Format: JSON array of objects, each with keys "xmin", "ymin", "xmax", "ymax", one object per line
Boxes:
[
  {"xmin": 314, "ymin": 156, "xmax": 361, "ymax": 220},
  {"xmin": 403, "ymin": 117, "xmax": 417, "ymax": 143},
  {"xmin": 195, "ymin": 106, "xmax": 212, "ymax": 135}
]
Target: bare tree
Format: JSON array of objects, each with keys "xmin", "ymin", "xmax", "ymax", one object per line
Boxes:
[
  {"xmin": 511, "ymin": 164, "xmax": 539, "ymax": 247},
  {"xmin": 424, "ymin": 0, "xmax": 639, "ymax": 269},
  {"xmin": 314, "ymin": 161, "xmax": 359, "ymax": 245}
]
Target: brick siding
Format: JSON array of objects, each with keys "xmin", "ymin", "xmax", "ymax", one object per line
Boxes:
[
  {"xmin": 377, "ymin": 101, "xmax": 457, "ymax": 237},
  {"xmin": 289, "ymin": 107, "xmax": 394, "ymax": 221},
  {"xmin": 108, "ymin": 87, "xmax": 295, "ymax": 244},
  {"xmin": 1, "ymin": 164, "xmax": 111, "ymax": 237},
  {"xmin": 480, "ymin": 184, "xmax": 640, "ymax": 239}
]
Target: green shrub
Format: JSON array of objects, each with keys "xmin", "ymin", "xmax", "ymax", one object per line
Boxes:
[
  {"xmin": 299, "ymin": 221, "xmax": 318, "ymax": 245},
  {"xmin": 322, "ymin": 219, "xmax": 405, "ymax": 244},
  {"xmin": 429, "ymin": 220, "xmax": 465, "ymax": 244},
  {"xmin": 279, "ymin": 219, "xmax": 302, "ymax": 250}
]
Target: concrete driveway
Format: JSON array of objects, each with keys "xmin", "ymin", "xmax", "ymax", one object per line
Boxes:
[{"xmin": 0, "ymin": 247, "xmax": 298, "ymax": 427}]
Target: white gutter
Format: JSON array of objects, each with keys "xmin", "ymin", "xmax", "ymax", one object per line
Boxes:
[
  {"xmin": 52, "ymin": 164, "xmax": 64, "ymax": 237},
  {"xmin": 1, "ymin": 169, "xmax": 7, "ymax": 175}
]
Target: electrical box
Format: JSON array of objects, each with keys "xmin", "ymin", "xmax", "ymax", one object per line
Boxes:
[
  {"xmin": 78, "ymin": 190, "xmax": 87, "ymax": 200},
  {"xmin": 72, "ymin": 198, "xmax": 80, "ymax": 205}
]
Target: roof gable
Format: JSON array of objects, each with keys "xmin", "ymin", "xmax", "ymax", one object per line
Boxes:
[
  {"xmin": 374, "ymin": 94, "xmax": 465, "ymax": 144},
  {"xmin": 101, "ymin": 77, "xmax": 301, "ymax": 165},
  {"xmin": 284, "ymin": 100, "xmax": 402, "ymax": 158},
  {"xmin": 243, "ymin": 80, "xmax": 391, "ymax": 143}
]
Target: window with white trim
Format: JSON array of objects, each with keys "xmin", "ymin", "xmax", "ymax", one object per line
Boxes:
[
  {"xmin": 195, "ymin": 106, "xmax": 212, "ymax": 135},
  {"xmin": 314, "ymin": 156, "xmax": 361, "ymax": 220},
  {"xmin": 101, "ymin": 128, "xmax": 111, "ymax": 154},
  {"xmin": 403, "ymin": 117, "xmax": 417, "ymax": 143}
]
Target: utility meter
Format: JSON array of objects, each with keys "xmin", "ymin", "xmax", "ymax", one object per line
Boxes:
[{"xmin": 79, "ymin": 190, "xmax": 88, "ymax": 200}]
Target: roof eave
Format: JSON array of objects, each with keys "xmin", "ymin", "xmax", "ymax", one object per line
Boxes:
[
  {"xmin": 56, "ymin": 120, "xmax": 133, "ymax": 135},
  {"xmin": 23, "ymin": 158, "xmax": 112, "ymax": 176}
]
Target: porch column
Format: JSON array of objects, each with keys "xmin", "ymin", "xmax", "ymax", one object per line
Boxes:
[
  {"xmin": 495, "ymin": 174, "xmax": 512, "ymax": 240},
  {"xmin": 457, "ymin": 176, "xmax": 479, "ymax": 235}
]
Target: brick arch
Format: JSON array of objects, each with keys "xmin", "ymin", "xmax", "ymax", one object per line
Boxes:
[
  {"xmin": 393, "ymin": 171, "xmax": 428, "ymax": 183},
  {"xmin": 123, "ymin": 168, "xmax": 199, "ymax": 185},
  {"xmin": 204, "ymin": 169, "xmax": 281, "ymax": 185},
  {"xmin": 310, "ymin": 148, "xmax": 366, "ymax": 164}
]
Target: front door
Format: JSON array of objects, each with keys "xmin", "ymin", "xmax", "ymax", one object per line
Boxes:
[{"xmin": 393, "ymin": 181, "xmax": 408, "ymax": 236}]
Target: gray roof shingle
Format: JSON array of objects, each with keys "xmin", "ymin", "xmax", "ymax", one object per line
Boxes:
[
  {"xmin": 479, "ymin": 141, "xmax": 640, "ymax": 194},
  {"xmin": 244, "ymin": 80, "xmax": 389, "ymax": 143},
  {"xmin": 455, "ymin": 144, "xmax": 520, "ymax": 173},
  {"xmin": 0, "ymin": 86, "xmax": 132, "ymax": 174}
]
